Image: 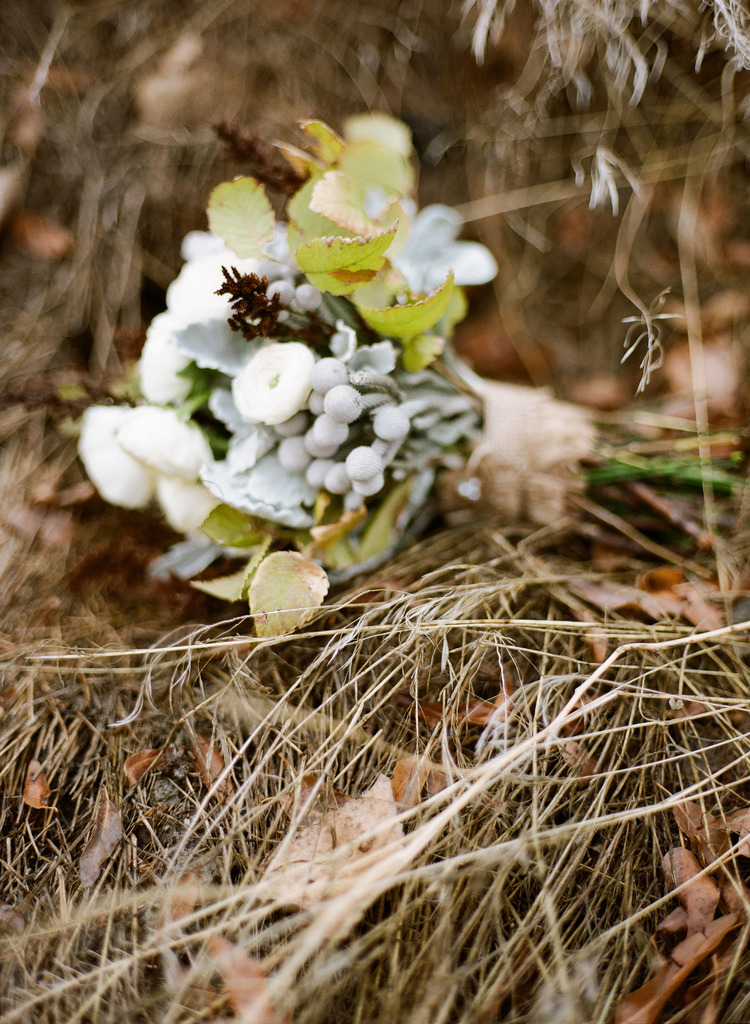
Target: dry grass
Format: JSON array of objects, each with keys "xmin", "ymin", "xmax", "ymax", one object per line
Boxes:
[
  {"xmin": 3, "ymin": 1, "xmax": 750, "ymax": 1022},
  {"xmin": 3, "ymin": 525, "xmax": 750, "ymax": 1022}
]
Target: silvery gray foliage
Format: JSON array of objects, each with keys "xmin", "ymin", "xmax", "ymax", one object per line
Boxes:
[
  {"xmin": 201, "ymin": 454, "xmax": 316, "ymax": 529},
  {"xmin": 173, "ymin": 318, "xmax": 260, "ymax": 376}
]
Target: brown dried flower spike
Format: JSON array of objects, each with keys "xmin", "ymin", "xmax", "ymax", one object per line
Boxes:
[{"xmin": 216, "ymin": 268, "xmax": 282, "ymax": 340}]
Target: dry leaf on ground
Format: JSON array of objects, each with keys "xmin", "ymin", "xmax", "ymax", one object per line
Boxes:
[
  {"xmin": 23, "ymin": 758, "xmax": 51, "ymax": 808},
  {"xmin": 210, "ymin": 936, "xmax": 287, "ymax": 1024},
  {"xmin": 260, "ymin": 774, "xmax": 403, "ymax": 910},
  {"xmin": 615, "ymin": 913, "xmax": 741, "ymax": 1024},
  {"xmin": 79, "ymin": 793, "xmax": 123, "ymax": 886},
  {"xmin": 673, "ymin": 802, "xmax": 728, "ymax": 865},
  {"xmin": 662, "ymin": 848, "xmax": 720, "ymax": 935},
  {"xmin": 637, "ymin": 568, "xmax": 724, "ymax": 631},
  {"xmin": 192, "ymin": 734, "xmax": 235, "ymax": 799},
  {"xmin": 123, "ymin": 748, "xmax": 166, "ymax": 786}
]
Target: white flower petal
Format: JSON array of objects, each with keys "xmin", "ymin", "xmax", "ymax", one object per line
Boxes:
[
  {"xmin": 139, "ymin": 313, "xmax": 192, "ymax": 404},
  {"xmin": 117, "ymin": 406, "xmax": 213, "ymax": 480},
  {"xmin": 232, "ymin": 342, "xmax": 315, "ymax": 425},
  {"xmin": 156, "ymin": 475, "xmax": 219, "ymax": 534},
  {"xmin": 78, "ymin": 406, "xmax": 156, "ymax": 509}
]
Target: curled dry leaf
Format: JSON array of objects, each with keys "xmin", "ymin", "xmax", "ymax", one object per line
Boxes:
[
  {"xmin": 615, "ymin": 914, "xmax": 740, "ymax": 1024},
  {"xmin": 192, "ymin": 734, "xmax": 235, "ymax": 800},
  {"xmin": 210, "ymin": 936, "xmax": 287, "ymax": 1024},
  {"xmin": 123, "ymin": 748, "xmax": 166, "ymax": 786},
  {"xmin": 260, "ymin": 774, "xmax": 403, "ymax": 910},
  {"xmin": 638, "ymin": 568, "xmax": 724, "ymax": 632},
  {"xmin": 79, "ymin": 794, "xmax": 123, "ymax": 887},
  {"xmin": 662, "ymin": 848, "xmax": 720, "ymax": 935},
  {"xmin": 23, "ymin": 758, "xmax": 51, "ymax": 808}
]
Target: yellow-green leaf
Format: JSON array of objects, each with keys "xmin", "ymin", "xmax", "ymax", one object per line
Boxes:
[
  {"xmin": 356, "ymin": 272, "xmax": 454, "ymax": 338},
  {"xmin": 355, "ymin": 479, "xmax": 413, "ymax": 564},
  {"xmin": 299, "ymin": 120, "xmax": 345, "ymax": 164},
  {"xmin": 401, "ymin": 333, "xmax": 445, "ymax": 372},
  {"xmin": 207, "ymin": 178, "xmax": 275, "ymax": 259},
  {"xmin": 249, "ymin": 551, "xmax": 329, "ymax": 637},
  {"xmin": 191, "ymin": 537, "xmax": 272, "ymax": 602},
  {"xmin": 201, "ymin": 504, "xmax": 263, "ymax": 548},
  {"xmin": 287, "ymin": 176, "xmax": 352, "ymax": 249},
  {"xmin": 343, "ymin": 113, "xmax": 413, "ymax": 158},
  {"xmin": 191, "ymin": 567, "xmax": 249, "ymax": 602},
  {"xmin": 296, "ymin": 227, "xmax": 396, "ymax": 275},
  {"xmin": 309, "ymin": 171, "xmax": 373, "ymax": 236},
  {"xmin": 338, "ymin": 141, "xmax": 415, "ymax": 199}
]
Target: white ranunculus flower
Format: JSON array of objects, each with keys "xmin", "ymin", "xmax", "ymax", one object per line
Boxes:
[
  {"xmin": 156, "ymin": 475, "xmax": 219, "ymax": 534},
  {"xmin": 78, "ymin": 406, "xmax": 156, "ymax": 509},
  {"xmin": 166, "ymin": 233, "xmax": 260, "ymax": 325},
  {"xmin": 232, "ymin": 342, "xmax": 315, "ymax": 425},
  {"xmin": 138, "ymin": 313, "xmax": 193, "ymax": 404},
  {"xmin": 116, "ymin": 406, "xmax": 213, "ymax": 480}
]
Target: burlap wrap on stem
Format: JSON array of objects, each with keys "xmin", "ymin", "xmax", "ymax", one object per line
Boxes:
[{"xmin": 439, "ymin": 380, "xmax": 596, "ymax": 524}]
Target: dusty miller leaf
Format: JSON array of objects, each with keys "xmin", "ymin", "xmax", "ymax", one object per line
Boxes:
[
  {"xmin": 249, "ymin": 551, "xmax": 329, "ymax": 636},
  {"xmin": 207, "ymin": 177, "xmax": 275, "ymax": 259}
]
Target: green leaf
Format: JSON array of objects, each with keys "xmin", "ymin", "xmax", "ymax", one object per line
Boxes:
[
  {"xmin": 190, "ymin": 567, "xmax": 249, "ymax": 602},
  {"xmin": 338, "ymin": 141, "xmax": 415, "ymax": 198},
  {"xmin": 356, "ymin": 272, "xmax": 454, "ymax": 338},
  {"xmin": 343, "ymin": 113, "xmax": 413, "ymax": 158},
  {"xmin": 190, "ymin": 537, "xmax": 271, "ymax": 601},
  {"xmin": 355, "ymin": 479, "xmax": 413, "ymax": 564},
  {"xmin": 249, "ymin": 551, "xmax": 329, "ymax": 637},
  {"xmin": 299, "ymin": 120, "xmax": 345, "ymax": 163},
  {"xmin": 207, "ymin": 177, "xmax": 275, "ymax": 259},
  {"xmin": 295, "ymin": 227, "xmax": 397, "ymax": 296},
  {"xmin": 310, "ymin": 172, "xmax": 373, "ymax": 236},
  {"xmin": 438, "ymin": 285, "xmax": 468, "ymax": 337},
  {"xmin": 400, "ymin": 333, "xmax": 445, "ymax": 372},
  {"xmin": 287, "ymin": 176, "xmax": 352, "ymax": 250},
  {"xmin": 201, "ymin": 504, "xmax": 264, "ymax": 548}
]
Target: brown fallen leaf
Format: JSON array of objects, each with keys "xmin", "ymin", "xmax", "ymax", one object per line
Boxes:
[
  {"xmin": 560, "ymin": 738, "xmax": 598, "ymax": 787},
  {"xmin": 157, "ymin": 868, "xmax": 202, "ymax": 940},
  {"xmin": 615, "ymin": 913, "xmax": 740, "ymax": 1024},
  {"xmin": 23, "ymin": 758, "xmax": 51, "ymax": 808},
  {"xmin": 637, "ymin": 568, "xmax": 723, "ymax": 632},
  {"xmin": 210, "ymin": 936, "xmax": 287, "ymax": 1024},
  {"xmin": 79, "ymin": 793, "xmax": 123, "ymax": 886},
  {"xmin": 391, "ymin": 756, "xmax": 430, "ymax": 809},
  {"xmin": 9, "ymin": 209, "xmax": 75, "ymax": 261},
  {"xmin": 260, "ymin": 774, "xmax": 403, "ymax": 910},
  {"xmin": 123, "ymin": 748, "xmax": 166, "ymax": 786},
  {"xmin": 662, "ymin": 848, "xmax": 720, "ymax": 935},
  {"xmin": 673, "ymin": 802, "xmax": 728, "ymax": 865},
  {"xmin": 281, "ymin": 774, "xmax": 351, "ymax": 826},
  {"xmin": 192, "ymin": 734, "xmax": 235, "ymax": 799}
]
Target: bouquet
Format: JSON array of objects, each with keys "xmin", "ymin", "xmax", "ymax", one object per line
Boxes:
[{"xmin": 78, "ymin": 114, "xmax": 498, "ymax": 634}]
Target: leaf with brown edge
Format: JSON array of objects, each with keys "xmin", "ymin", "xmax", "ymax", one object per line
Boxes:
[
  {"xmin": 249, "ymin": 551, "xmax": 329, "ymax": 637},
  {"xmin": 192, "ymin": 734, "xmax": 235, "ymax": 799},
  {"xmin": 79, "ymin": 793, "xmax": 123, "ymax": 886},
  {"xmin": 615, "ymin": 914, "xmax": 741, "ymax": 1024},
  {"xmin": 23, "ymin": 758, "xmax": 51, "ymax": 808},
  {"xmin": 123, "ymin": 748, "xmax": 166, "ymax": 786},
  {"xmin": 662, "ymin": 848, "xmax": 720, "ymax": 935},
  {"xmin": 210, "ymin": 936, "xmax": 287, "ymax": 1024}
]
